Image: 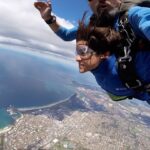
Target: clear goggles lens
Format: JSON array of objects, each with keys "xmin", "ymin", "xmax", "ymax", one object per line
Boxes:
[{"xmin": 76, "ymin": 45, "xmax": 95, "ymax": 56}]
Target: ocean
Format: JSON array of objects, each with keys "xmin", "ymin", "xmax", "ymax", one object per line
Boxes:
[
  {"xmin": 0, "ymin": 108, "xmax": 14, "ymax": 129},
  {"xmin": 0, "ymin": 46, "xmax": 97, "ymax": 129}
]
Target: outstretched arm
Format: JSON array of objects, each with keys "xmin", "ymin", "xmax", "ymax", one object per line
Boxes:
[
  {"xmin": 128, "ymin": 6, "xmax": 150, "ymax": 41},
  {"xmin": 34, "ymin": 1, "xmax": 77, "ymax": 41},
  {"xmin": 34, "ymin": 1, "xmax": 59, "ymax": 32}
]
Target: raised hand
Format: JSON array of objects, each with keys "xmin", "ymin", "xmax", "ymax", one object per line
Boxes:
[{"xmin": 34, "ymin": 1, "xmax": 52, "ymax": 21}]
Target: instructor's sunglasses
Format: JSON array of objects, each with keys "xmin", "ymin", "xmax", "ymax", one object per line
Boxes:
[{"xmin": 76, "ymin": 45, "xmax": 96, "ymax": 59}]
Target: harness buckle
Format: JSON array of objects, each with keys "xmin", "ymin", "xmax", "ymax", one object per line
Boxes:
[
  {"xmin": 125, "ymin": 79, "xmax": 142, "ymax": 89},
  {"xmin": 118, "ymin": 46, "xmax": 132, "ymax": 63},
  {"xmin": 118, "ymin": 56, "xmax": 132, "ymax": 63}
]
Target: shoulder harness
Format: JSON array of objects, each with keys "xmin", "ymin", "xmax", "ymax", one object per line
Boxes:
[{"xmin": 117, "ymin": 14, "xmax": 150, "ymax": 94}]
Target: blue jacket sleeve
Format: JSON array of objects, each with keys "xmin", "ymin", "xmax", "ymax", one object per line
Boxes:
[
  {"xmin": 55, "ymin": 26, "xmax": 77, "ymax": 41},
  {"xmin": 128, "ymin": 6, "xmax": 150, "ymax": 40}
]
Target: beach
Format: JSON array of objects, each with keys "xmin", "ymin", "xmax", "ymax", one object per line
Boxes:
[
  {"xmin": 0, "ymin": 114, "xmax": 23, "ymax": 135},
  {"xmin": 18, "ymin": 93, "xmax": 75, "ymax": 112}
]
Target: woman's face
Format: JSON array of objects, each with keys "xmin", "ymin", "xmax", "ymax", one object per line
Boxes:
[{"xmin": 76, "ymin": 40, "xmax": 107, "ymax": 73}]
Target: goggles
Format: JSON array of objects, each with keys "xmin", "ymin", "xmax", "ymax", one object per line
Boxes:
[{"xmin": 76, "ymin": 45, "xmax": 96, "ymax": 59}]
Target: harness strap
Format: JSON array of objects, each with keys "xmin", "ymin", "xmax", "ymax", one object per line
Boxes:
[
  {"xmin": 118, "ymin": 55, "xmax": 142, "ymax": 90},
  {"xmin": 117, "ymin": 15, "xmax": 150, "ymax": 93}
]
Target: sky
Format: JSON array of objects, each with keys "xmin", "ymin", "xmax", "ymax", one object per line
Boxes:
[
  {"xmin": 52, "ymin": 0, "xmax": 91, "ymax": 24},
  {"xmin": 0, "ymin": 0, "xmax": 91, "ymax": 58}
]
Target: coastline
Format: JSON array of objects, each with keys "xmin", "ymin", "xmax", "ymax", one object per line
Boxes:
[
  {"xmin": 0, "ymin": 114, "xmax": 23, "ymax": 135},
  {"xmin": 0, "ymin": 93, "xmax": 76, "ymax": 135},
  {"xmin": 18, "ymin": 93, "xmax": 76, "ymax": 112},
  {"xmin": 0, "ymin": 126, "xmax": 12, "ymax": 135}
]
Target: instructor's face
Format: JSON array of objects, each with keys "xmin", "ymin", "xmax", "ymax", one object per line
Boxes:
[
  {"xmin": 96, "ymin": 0, "xmax": 122, "ymax": 22},
  {"xmin": 88, "ymin": 0, "xmax": 99, "ymax": 15},
  {"xmin": 98, "ymin": 0, "xmax": 122, "ymax": 12}
]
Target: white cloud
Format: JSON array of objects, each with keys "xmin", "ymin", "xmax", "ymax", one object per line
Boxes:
[{"xmin": 0, "ymin": 0, "xmax": 76, "ymax": 58}]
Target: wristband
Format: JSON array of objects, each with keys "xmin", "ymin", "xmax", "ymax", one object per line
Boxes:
[{"xmin": 45, "ymin": 16, "xmax": 56, "ymax": 25}]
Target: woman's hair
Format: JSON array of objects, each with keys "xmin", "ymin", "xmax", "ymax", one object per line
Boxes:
[{"xmin": 76, "ymin": 13, "xmax": 121, "ymax": 55}]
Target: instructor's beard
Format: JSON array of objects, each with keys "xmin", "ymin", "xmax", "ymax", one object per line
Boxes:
[{"xmin": 96, "ymin": 7, "xmax": 120, "ymax": 27}]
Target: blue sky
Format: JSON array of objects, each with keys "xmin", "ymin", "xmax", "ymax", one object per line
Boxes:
[{"xmin": 52, "ymin": 0, "xmax": 91, "ymax": 24}]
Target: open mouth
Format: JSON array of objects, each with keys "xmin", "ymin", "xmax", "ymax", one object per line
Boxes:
[
  {"xmin": 79, "ymin": 63, "xmax": 85, "ymax": 68},
  {"xmin": 99, "ymin": 3, "xmax": 107, "ymax": 7},
  {"xmin": 79, "ymin": 63, "xmax": 84, "ymax": 66}
]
